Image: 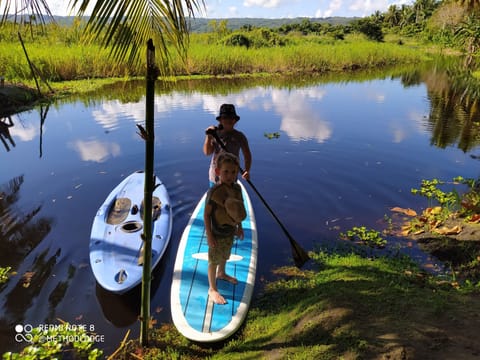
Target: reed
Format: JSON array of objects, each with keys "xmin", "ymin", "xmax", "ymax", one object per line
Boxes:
[
  {"xmin": 0, "ymin": 29, "xmax": 426, "ymax": 82},
  {"xmin": 180, "ymin": 40, "xmax": 424, "ymax": 75}
]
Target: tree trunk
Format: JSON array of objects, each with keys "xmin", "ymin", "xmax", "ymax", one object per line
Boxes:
[{"xmin": 140, "ymin": 38, "xmax": 158, "ymax": 347}]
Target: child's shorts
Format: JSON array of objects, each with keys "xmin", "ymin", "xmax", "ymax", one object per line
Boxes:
[{"xmin": 208, "ymin": 235, "xmax": 234, "ymax": 265}]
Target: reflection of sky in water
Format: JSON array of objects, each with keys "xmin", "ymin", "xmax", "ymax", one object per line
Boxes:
[
  {"xmin": 1, "ymin": 76, "xmax": 478, "ymax": 356},
  {"xmin": 9, "ymin": 121, "xmax": 38, "ymax": 141},
  {"xmin": 82, "ymin": 81, "xmax": 427, "ymax": 146},
  {"xmin": 68, "ymin": 140, "xmax": 121, "ymax": 163}
]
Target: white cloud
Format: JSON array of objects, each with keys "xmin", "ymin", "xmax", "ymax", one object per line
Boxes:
[
  {"xmin": 69, "ymin": 140, "xmax": 121, "ymax": 163},
  {"xmin": 349, "ymin": 0, "xmax": 391, "ymax": 16},
  {"xmin": 243, "ymin": 0, "xmax": 284, "ymax": 8},
  {"xmin": 322, "ymin": 0, "xmax": 343, "ymax": 18}
]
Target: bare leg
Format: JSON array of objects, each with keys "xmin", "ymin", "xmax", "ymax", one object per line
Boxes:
[
  {"xmin": 216, "ymin": 260, "xmax": 238, "ymax": 284},
  {"xmin": 208, "ymin": 263, "xmax": 226, "ymax": 304}
]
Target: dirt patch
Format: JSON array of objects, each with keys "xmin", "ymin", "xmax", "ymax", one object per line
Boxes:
[
  {"xmin": 0, "ymin": 83, "xmax": 41, "ymax": 116},
  {"xmin": 361, "ymin": 297, "xmax": 480, "ymax": 359},
  {"xmin": 410, "ymin": 219, "xmax": 480, "ymax": 281}
]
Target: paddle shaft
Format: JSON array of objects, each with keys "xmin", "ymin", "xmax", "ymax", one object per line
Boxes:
[{"xmin": 206, "ymin": 126, "xmax": 309, "ymax": 268}]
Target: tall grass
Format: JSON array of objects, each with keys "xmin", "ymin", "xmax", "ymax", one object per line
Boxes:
[
  {"xmin": 181, "ymin": 39, "xmax": 425, "ymax": 76},
  {"xmin": 0, "ymin": 26, "xmax": 427, "ymax": 82}
]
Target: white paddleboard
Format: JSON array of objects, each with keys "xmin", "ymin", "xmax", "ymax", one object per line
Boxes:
[{"xmin": 90, "ymin": 170, "xmax": 172, "ymax": 294}]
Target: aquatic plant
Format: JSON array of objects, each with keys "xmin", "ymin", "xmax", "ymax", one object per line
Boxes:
[{"xmin": 341, "ymin": 226, "xmax": 387, "ymax": 248}]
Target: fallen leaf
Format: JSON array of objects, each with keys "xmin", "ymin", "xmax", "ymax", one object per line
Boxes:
[
  {"xmin": 401, "ymin": 229, "xmax": 411, "ymax": 236},
  {"xmin": 429, "ymin": 220, "xmax": 442, "ymax": 229},
  {"xmin": 390, "ymin": 207, "xmax": 417, "ymax": 216},
  {"xmin": 148, "ymin": 318, "xmax": 157, "ymax": 329},
  {"xmin": 21, "ymin": 271, "xmax": 35, "ymax": 287},
  {"xmin": 434, "ymin": 225, "xmax": 462, "ymax": 235},
  {"xmin": 413, "ymin": 229, "xmax": 425, "ymax": 235},
  {"xmin": 469, "ymin": 214, "xmax": 480, "ymax": 223}
]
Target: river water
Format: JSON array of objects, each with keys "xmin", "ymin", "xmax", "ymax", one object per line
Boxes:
[{"xmin": 1, "ymin": 62, "xmax": 479, "ymax": 355}]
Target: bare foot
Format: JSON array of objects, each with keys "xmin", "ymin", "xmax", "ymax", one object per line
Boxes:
[
  {"xmin": 208, "ymin": 288, "xmax": 227, "ymax": 305},
  {"xmin": 217, "ymin": 273, "xmax": 238, "ymax": 285}
]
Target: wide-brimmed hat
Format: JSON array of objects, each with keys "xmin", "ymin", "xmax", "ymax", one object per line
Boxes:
[
  {"xmin": 224, "ymin": 198, "xmax": 246, "ymax": 224},
  {"xmin": 216, "ymin": 104, "xmax": 240, "ymax": 121}
]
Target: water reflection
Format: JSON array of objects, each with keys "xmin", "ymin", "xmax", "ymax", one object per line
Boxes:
[
  {"xmin": 0, "ymin": 176, "xmax": 52, "ymax": 269},
  {"xmin": 1, "ymin": 59, "xmax": 480, "ymax": 355},
  {"xmin": 69, "ymin": 140, "xmax": 121, "ymax": 163},
  {"xmin": 399, "ymin": 58, "xmax": 480, "ymax": 152},
  {"xmin": 4, "ymin": 248, "xmax": 61, "ymax": 322},
  {"xmin": 0, "ymin": 117, "xmax": 16, "ymax": 152},
  {"xmin": 272, "ymin": 88, "xmax": 331, "ymax": 142}
]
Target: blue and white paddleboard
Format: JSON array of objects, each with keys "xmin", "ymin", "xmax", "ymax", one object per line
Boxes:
[
  {"xmin": 90, "ymin": 170, "xmax": 172, "ymax": 294},
  {"xmin": 171, "ymin": 181, "xmax": 257, "ymax": 342}
]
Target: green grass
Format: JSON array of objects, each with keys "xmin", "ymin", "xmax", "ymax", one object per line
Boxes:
[
  {"xmin": 106, "ymin": 248, "xmax": 472, "ymax": 359},
  {"xmin": 0, "ymin": 29, "xmax": 428, "ymax": 83}
]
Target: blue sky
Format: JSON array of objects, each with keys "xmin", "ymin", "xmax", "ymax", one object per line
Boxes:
[{"xmin": 47, "ymin": 0, "xmax": 413, "ymax": 18}]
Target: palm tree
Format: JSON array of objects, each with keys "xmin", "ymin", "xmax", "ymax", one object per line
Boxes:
[
  {"xmin": 0, "ymin": 0, "xmax": 52, "ymax": 24},
  {"xmin": 385, "ymin": 4, "xmax": 401, "ymax": 27},
  {"xmin": 454, "ymin": 14, "xmax": 480, "ymax": 64}
]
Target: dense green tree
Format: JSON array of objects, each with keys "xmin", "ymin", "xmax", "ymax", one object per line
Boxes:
[
  {"xmin": 385, "ymin": 4, "xmax": 402, "ymax": 27},
  {"xmin": 454, "ymin": 14, "xmax": 480, "ymax": 61}
]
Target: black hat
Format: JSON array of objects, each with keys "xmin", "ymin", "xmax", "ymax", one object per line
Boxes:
[{"xmin": 216, "ymin": 104, "xmax": 240, "ymax": 121}]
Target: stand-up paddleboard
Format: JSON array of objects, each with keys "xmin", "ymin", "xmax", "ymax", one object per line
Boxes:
[
  {"xmin": 171, "ymin": 181, "xmax": 257, "ymax": 342},
  {"xmin": 90, "ymin": 170, "xmax": 172, "ymax": 294}
]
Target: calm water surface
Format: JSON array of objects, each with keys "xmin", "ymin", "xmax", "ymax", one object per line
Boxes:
[{"xmin": 1, "ymin": 68, "xmax": 479, "ymax": 354}]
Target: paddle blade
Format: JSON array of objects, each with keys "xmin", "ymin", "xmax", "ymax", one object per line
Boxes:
[{"xmin": 290, "ymin": 240, "xmax": 310, "ymax": 268}]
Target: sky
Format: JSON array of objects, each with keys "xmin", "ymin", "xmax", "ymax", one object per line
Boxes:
[{"xmin": 46, "ymin": 0, "xmax": 414, "ymax": 19}]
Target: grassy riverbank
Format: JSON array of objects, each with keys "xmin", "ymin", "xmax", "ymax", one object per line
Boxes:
[
  {"xmin": 112, "ymin": 249, "xmax": 480, "ymax": 359},
  {"xmin": 0, "ymin": 31, "xmax": 428, "ymax": 85}
]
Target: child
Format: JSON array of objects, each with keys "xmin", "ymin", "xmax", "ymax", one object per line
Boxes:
[
  {"xmin": 203, "ymin": 104, "xmax": 252, "ymax": 186},
  {"xmin": 204, "ymin": 152, "xmax": 247, "ymax": 305}
]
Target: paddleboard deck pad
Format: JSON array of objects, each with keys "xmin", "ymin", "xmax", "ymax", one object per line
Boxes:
[
  {"xmin": 90, "ymin": 170, "xmax": 172, "ymax": 294},
  {"xmin": 171, "ymin": 182, "xmax": 257, "ymax": 342}
]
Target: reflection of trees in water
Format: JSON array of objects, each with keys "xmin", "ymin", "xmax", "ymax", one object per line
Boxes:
[
  {"xmin": 0, "ymin": 176, "xmax": 52, "ymax": 269},
  {"xmin": 407, "ymin": 58, "xmax": 480, "ymax": 152},
  {"xmin": 4, "ymin": 248, "xmax": 61, "ymax": 322},
  {"xmin": 0, "ymin": 176, "xmax": 76, "ymax": 329},
  {"xmin": 0, "ymin": 116, "xmax": 16, "ymax": 152}
]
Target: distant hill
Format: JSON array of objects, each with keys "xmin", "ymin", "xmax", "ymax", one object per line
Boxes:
[
  {"xmin": 41, "ymin": 15, "xmax": 358, "ymax": 31},
  {"xmin": 186, "ymin": 17, "xmax": 359, "ymax": 32}
]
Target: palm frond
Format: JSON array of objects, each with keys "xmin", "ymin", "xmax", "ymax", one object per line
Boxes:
[
  {"xmin": 70, "ymin": 0, "xmax": 205, "ymax": 73},
  {"xmin": 1, "ymin": 0, "xmax": 53, "ymax": 25}
]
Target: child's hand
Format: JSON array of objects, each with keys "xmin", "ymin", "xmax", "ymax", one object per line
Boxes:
[
  {"xmin": 241, "ymin": 170, "xmax": 250, "ymax": 181},
  {"xmin": 207, "ymin": 234, "xmax": 217, "ymax": 248}
]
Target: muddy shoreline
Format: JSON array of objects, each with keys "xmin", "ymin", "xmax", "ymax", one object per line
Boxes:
[{"xmin": 0, "ymin": 84, "xmax": 41, "ymax": 117}]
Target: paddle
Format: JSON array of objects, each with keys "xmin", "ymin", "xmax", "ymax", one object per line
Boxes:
[{"xmin": 206, "ymin": 126, "xmax": 310, "ymax": 268}]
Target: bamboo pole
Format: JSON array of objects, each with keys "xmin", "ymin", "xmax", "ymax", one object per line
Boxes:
[
  {"xmin": 140, "ymin": 39, "xmax": 159, "ymax": 347},
  {"xmin": 18, "ymin": 32, "xmax": 41, "ymax": 96}
]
